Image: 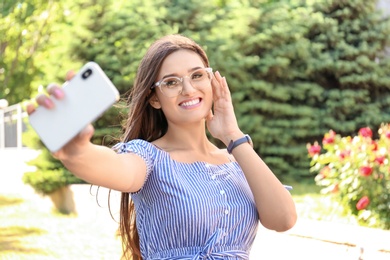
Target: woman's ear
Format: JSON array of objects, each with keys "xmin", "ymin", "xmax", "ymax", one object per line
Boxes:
[{"xmin": 149, "ymin": 94, "xmax": 162, "ymax": 109}]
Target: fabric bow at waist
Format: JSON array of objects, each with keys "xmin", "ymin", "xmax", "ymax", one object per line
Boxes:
[{"xmin": 155, "ymin": 229, "xmax": 249, "ymax": 260}]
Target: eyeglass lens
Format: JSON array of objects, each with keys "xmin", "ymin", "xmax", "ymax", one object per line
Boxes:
[{"xmin": 160, "ymin": 68, "xmax": 211, "ymax": 97}]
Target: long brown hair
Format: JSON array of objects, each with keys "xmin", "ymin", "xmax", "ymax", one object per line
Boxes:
[{"xmin": 118, "ymin": 34, "xmax": 210, "ymax": 260}]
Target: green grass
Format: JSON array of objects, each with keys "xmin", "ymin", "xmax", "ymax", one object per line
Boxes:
[
  {"xmin": 0, "ymin": 195, "xmax": 24, "ymax": 207},
  {"xmin": 0, "ymin": 226, "xmax": 46, "ymax": 255}
]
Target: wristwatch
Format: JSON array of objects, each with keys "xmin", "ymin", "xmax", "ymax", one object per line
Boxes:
[{"xmin": 227, "ymin": 134, "xmax": 253, "ymax": 154}]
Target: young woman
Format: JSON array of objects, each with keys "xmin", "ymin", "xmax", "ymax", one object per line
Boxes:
[{"xmin": 27, "ymin": 34, "xmax": 297, "ymax": 260}]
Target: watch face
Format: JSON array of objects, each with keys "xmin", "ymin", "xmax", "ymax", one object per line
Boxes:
[{"xmin": 246, "ymin": 135, "xmax": 253, "ymax": 147}]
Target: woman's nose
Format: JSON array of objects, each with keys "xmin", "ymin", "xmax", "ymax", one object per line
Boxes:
[{"xmin": 180, "ymin": 78, "xmax": 197, "ymax": 95}]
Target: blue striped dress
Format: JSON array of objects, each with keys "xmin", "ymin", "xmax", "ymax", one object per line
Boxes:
[{"xmin": 114, "ymin": 139, "xmax": 259, "ymax": 260}]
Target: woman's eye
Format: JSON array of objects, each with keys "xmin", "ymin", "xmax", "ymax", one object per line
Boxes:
[
  {"xmin": 164, "ymin": 79, "xmax": 179, "ymax": 88},
  {"xmin": 192, "ymin": 72, "xmax": 204, "ymax": 80}
]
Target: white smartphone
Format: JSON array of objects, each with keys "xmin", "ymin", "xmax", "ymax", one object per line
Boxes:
[{"xmin": 29, "ymin": 62, "xmax": 120, "ymax": 152}]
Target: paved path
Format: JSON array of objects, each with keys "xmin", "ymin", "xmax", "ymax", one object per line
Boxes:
[{"xmin": 1, "ymin": 148, "xmax": 389, "ymax": 259}]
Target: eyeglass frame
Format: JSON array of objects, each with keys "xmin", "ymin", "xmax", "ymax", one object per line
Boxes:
[{"xmin": 150, "ymin": 67, "xmax": 213, "ymax": 97}]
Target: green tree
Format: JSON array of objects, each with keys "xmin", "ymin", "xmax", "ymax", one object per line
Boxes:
[
  {"xmin": 69, "ymin": 0, "xmax": 223, "ymax": 145},
  {"xmin": 70, "ymin": 0, "xmax": 390, "ymax": 182},
  {"xmin": 18, "ymin": 0, "xmax": 390, "ymax": 189},
  {"xmin": 310, "ymin": 0, "xmax": 390, "ymax": 130},
  {"xmin": 14, "ymin": 0, "xmax": 90, "ymax": 199},
  {"xmin": 0, "ymin": 0, "xmax": 73, "ymax": 105},
  {"xmin": 220, "ymin": 0, "xmax": 390, "ymax": 180}
]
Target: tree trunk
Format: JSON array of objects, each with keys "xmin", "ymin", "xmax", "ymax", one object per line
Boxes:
[{"xmin": 49, "ymin": 186, "xmax": 76, "ymax": 214}]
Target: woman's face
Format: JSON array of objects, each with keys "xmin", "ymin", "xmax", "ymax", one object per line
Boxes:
[{"xmin": 151, "ymin": 49, "xmax": 213, "ymax": 126}]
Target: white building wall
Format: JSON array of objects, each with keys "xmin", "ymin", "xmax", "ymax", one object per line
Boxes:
[{"xmin": 377, "ymin": 0, "xmax": 390, "ymax": 17}]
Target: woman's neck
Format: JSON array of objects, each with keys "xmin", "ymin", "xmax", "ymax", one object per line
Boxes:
[{"xmin": 154, "ymin": 123, "xmax": 215, "ymax": 153}]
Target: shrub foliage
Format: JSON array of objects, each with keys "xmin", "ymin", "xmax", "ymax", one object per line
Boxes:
[
  {"xmin": 3, "ymin": 0, "xmax": 390, "ymax": 193},
  {"xmin": 308, "ymin": 125, "xmax": 390, "ymax": 229}
]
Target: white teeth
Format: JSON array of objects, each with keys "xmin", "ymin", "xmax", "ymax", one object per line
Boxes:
[{"xmin": 181, "ymin": 99, "xmax": 200, "ymax": 107}]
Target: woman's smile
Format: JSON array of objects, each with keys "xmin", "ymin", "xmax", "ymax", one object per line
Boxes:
[{"xmin": 179, "ymin": 98, "xmax": 202, "ymax": 109}]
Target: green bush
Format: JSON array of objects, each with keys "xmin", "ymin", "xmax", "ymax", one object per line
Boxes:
[
  {"xmin": 22, "ymin": 148, "xmax": 86, "ymax": 195},
  {"xmin": 308, "ymin": 124, "xmax": 390, "ymax": 229},
  {"xmin": 22, "ymin": 123, "xmax": 86, "ymax": 195}
]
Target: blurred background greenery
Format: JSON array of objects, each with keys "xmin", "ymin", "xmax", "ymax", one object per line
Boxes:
[
  {"xmin": 2, "ymin": 0, "xmax": 390, "ymax": 182},
  {"xmin": 1, "ymin": 1, "xmax": 390, "ymax": 259}
]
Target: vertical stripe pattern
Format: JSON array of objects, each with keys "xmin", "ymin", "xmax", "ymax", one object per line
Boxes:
[{"xmin": 113, "ymin": 139, "xmax": 259, "ymax": 260}]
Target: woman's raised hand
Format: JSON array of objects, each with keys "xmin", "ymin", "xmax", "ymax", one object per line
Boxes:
[
  {"xmin": 206, "ymin": 71, "xmax": 243, "ymax": 146},
  {"xmin": 26, "ymin": 70, "xmax": 94, "ymax": 160}
]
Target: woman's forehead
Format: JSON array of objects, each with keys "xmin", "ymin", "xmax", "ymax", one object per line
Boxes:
[{"xmin": 159, "ymin": 50, "xmax": 204, "ymax": 76}]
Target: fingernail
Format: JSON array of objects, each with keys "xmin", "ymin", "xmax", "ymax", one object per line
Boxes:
[
  {"xmin": 44, "ymin": 98, "xmax": 54, "ymax": 108},
  {"xmin": 53, "ymin": 88, "xmax": 64, "ymax": 99}
]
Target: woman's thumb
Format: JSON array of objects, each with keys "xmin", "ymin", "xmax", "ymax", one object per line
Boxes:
[
  {"xmin": 78, "ymin": 124, "xmax": 95, "ymax": 141},
  {"xmin": 205, "ymin": 110, "xmax": 213, "ymax": 122}
]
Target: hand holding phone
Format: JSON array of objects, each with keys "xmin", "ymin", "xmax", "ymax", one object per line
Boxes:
[{"xmin": 29, "ymin": 62, "xmax": 120, "ymax": 152}]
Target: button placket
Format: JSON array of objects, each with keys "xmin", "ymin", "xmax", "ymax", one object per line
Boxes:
[
  {"xmin": 207, "ymin": 165, "xmax": 229, "ymax": 218},
  {"xmin": 205, "ymin": 163, "xmax": 216, "ymax": 180},
  {"xmin": 207, "ymin": 165, "xmax": 231, "ymax": 243}
]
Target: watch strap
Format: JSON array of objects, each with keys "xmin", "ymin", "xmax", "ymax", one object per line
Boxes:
[{"xmin": 227, "ymin": 134, "xmax": 252, "ymax": 154}]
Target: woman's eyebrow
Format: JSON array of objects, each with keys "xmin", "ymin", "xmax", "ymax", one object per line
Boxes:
[
  {"xmin": 188, "ymin": 66, "xmax": 203, "ymax": 72},
  {"xmin": 161, "ymin": 67, "xmax": 204, "ymax": 79}
]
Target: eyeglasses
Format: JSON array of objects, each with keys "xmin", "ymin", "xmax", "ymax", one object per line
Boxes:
[{"xmin": 151, "ymin": 67, "xmax": 213, "ymax": 97}]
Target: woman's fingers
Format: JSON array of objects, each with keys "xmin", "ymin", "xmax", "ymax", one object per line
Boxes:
[
  {"xmin": 47, "ymin": 70, "xmax": 74, "ymax": 101},
  {"xmin": 36, "ymin": 93, "xmax": 54, "ymax": 109},
  {"xmin": 212, "ymin": 71, "xmax": 223, "ymax": 98},
  {"xmin": 26, "ymin": 84, "xmax": 63, "ymax": 115},
  {"xmin": 47, "ymin": 83, "xmax": 65, "ymax": 99},
  {"xmin": 27, "ymin": 70, "xmax": 73, "ymax": 115},
  {"xmin": 79, "ymin": 124, "xmax": 95, "ymax": 140},
  {"xmin": 212, "ymin": 71, "xmax": 232, "ymax": 106},
  {"xmin": 205, "ymin": 109, "xmax": 214, "ymax": 121},
  {"xmin": 66, "ymin": 70, "xmax": 76, "ymax": 81},
  {"xmin": 49, "ymin": 68, "xmax": 76, "ymax": 97},
  {"xmin": 26, "ymin": 103, "xmax": 36, "ymax": 115}
]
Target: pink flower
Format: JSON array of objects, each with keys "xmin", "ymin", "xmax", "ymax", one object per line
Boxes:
[
  {"xmin": 360, "ymin": 166, "xmax": 373, "ymax": 177},
  {"xmin": 386, "ymin": 131, "xmax": 390, "ymax": 139},
  {"xmin": 322, "ymin": 130, "xmax": 336, "ymax": 145},
  {"xmin": 375, "ymin": 156, "xmax": 385, "ymax": 165},
  {"xmin": 356, "ymin": 196, "xmax": 370, "ymax": 210},
  {"xmin": 358, "ymin": 127, "xmax": 372, "ymax": 138},
  {"xmin": 318, "ymin": 166, "xmax": 330, "ymax": 179},
  {"xmin": 371, "ymin": 141, "xmax": 378, "ymax": 151},
  {"xmin": 307, "ymin": 142, "xmax": 321, "ymax": 157},
  {"xmin": 339, "ymin": 150, "xmax": 350, "ymax": 160}
]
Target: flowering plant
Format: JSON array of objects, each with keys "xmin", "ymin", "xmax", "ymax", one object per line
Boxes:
[{"xmin": 307, "ymin": 124, "xmax": 390, "ymax": 229}]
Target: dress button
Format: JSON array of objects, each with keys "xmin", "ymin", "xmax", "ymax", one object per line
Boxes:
[
  {"xmin": 220, "ymin": 190, "xmax": 225, "ymax": 195},
  {"xmin": 211, "ymin": 175, "xmax": 216, "ymax": 180},
  {"xmin": 224, "ymin": 209, "xmax": 229, "ymax": 215}
]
